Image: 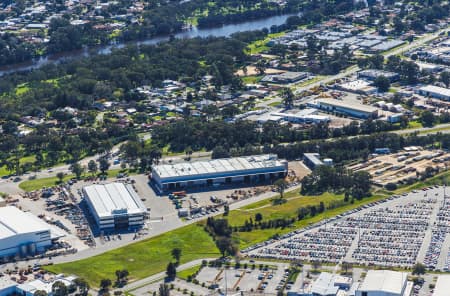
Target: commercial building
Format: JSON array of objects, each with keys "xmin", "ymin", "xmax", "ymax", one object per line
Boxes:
[
  {"xmin": 418, "ymin": 85, "xmax": 450, "ymax": 101},
  {"xmin": 358, "ymin": 69, "xmax": 399, "ymax": 82},
  {"xmin": 356, "ymin": 270, "xmax": 412, "ymax": 296},
  {"xmin": 433, "ymin": 275, "xmax": 450, "ymax": 296},
  {"xmin": 151, "ymin": 154, "xmax": 288, "ymax": 192},
  {"xmin": 271, "ymin": 109, "xmax": 330, "ymax": 124},
  {"xmin": 337, "ymin": 80, "xmax": 377, "ymax": 95},
  {"xmin": 261, "ymin": 71, "xmax": 309, "ymax": 84},
  {"xmin": 293, "ymin": 272, "xmax": 352, "ymax": 296},
  {"xmin": 0, "ymin": 207, "xmax": 63, "ymax": 259},
  {"xmin": 16, "ymin": 275, "xmax": 77, "ymax": 296},
  {"xmin": 303, "ymin": 153, "xmax": 323, "ymax": 170},
  {"xmin": 83, "ymin": 183, "xmax": 147, "ymax": 231},
  {"xmin": 309, "ymin": 98, "xmax": 378, "ymax": 119}
]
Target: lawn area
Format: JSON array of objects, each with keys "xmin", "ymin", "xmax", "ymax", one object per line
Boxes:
[
  {"xmin": 242, "ymin": 75, "xmax": 262, "ymax": 84},
  {"xmin": 408, "ymin": 120, "xmax": 423, "ymax": 129},
  {"xmin": 45, "ymin": 224, "xmax": 219, "ymax": 287},
  {"xmin": 19, "ymin": 169, "xmax": 132, "ymax": 192},
  {"xmin": 245, "ymin": 32, "xmax": 285, "ymax": 55},
  {"xmin": 19, "ymin": 174, "xmax": 75, "ymax": 191},
  {"xmin": 177, "ymin": 264, "xmax": 202, "ymax": 280},
  {"xmin": 231, "ymin": 191, "xmax": 390, "ymax": 249}
]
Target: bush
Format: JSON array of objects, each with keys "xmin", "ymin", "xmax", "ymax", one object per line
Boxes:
[{"xmin": 385, "ymin": 183, "xmax": 397, "ymax": 191}]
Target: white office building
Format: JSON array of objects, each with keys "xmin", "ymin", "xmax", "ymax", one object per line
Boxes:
[
  {"xmin": 83, "ymin": 183, "xmax": 148, "ymax": 231},
  {"xmin": 0, "ymin": 207, "xmax": 63, "ymax": 259}
]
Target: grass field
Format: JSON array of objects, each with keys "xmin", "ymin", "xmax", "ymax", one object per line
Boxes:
[
  {"xmin": 45, "ymin": 224, "xmax": 219, "ymax": 287},
  {"xmin": 245, "ymin": 32, "xmax": 285, "ymax": 54},
  {"xmin": 231, "ymin": 191, "xmax": 390, "ymax": 249},
  {"xmin": 177, "ymin": 264, "xmax": 202, "ymax": 280},
  {"xmin": 19, "ymin": 169, "xmax": 131, "ymax": 192}
]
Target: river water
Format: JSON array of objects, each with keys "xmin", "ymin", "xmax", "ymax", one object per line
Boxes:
[{"xmin": 0, "ymin": 14, "xmax": 296, "ymax": 76}]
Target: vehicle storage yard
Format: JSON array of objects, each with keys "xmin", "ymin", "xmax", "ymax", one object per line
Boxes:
[
  {"xmin": 246, "ymin": 186, "xmax": 450, "ymax": 271},
  {"xmin": 348, "ymin": 148, "xmax": 450, "ymax": 186}
]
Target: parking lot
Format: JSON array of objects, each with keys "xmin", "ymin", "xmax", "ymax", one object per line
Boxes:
[{"xmin": 247, "ymin": 186, "xmax": 450, "ymax": 271}]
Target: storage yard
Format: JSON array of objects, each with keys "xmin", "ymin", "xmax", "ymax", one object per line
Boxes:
[
  {"xmin": 246, "ymin": 186, "xmax": 450, "ymax": 271},
  {"xmin": 348, "ymin": 148, "xmax": 450, "ymax": 186}
]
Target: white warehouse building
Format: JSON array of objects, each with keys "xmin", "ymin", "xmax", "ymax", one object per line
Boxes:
[
  {"xmin": 0, "ymin": 207, "xmax": 64, "ymax": 259},
  {"xmin": 151, "ymin": 154, "xmax": 288, "ymax": 192},
  {"xmin": 83, "ymin": 183, "xmax": 148, "ymax": 231},
  {"xmin": 356, "ymin": 270, "xmax": 413, "ymax": 296}
]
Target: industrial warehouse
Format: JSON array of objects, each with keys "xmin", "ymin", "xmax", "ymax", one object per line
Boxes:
[
  {"xmin": 0, "ymin": 207, "xmax": 64, "ymax": 259},
  {"xmin": 151, "ymin": 154, "xmax": 288, "ymax": 192},
  {"xmin": 83, "ymin": 183, "xmax": 148, "ymax": 231}
]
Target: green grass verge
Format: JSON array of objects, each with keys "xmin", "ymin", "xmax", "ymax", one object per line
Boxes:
[
  {"xmin": 45, "ymin": 224, "xmax": 219, "ymax": 287},
  {"xmin": 19, "ymin": 169, "xmax": 132, "ymax": 192},
  {"xmin": 177, "ymin": 264, "xmax": 202, "ymax": 280}
]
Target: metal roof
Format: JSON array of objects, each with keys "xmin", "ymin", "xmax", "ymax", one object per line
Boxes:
[
  {"xmin": 420, "ymin": 85, "xmax": 450, "ymax": 98},
  {"xmin": 433, "ymin": 275, "xmax": 450, "ymax": 296},
  {"xmin": 311, "ymin": 272, "xmax": 340, "ymax": 295},
  {"xmin": 315, "ymin": 98, "xmax": 378, "ymax": 113},
  {"xmin": 358, "ymin": 270, "xmax": 407, "ymax": 294},
  {"xmin": 153, "ymin": 155, "xmax": 285, "ymax": 179},
  {"xmin": 0, "ymin": 206, "xmax": 51, "ymax": 239},
  {"xmin": 83, "ymin": 183, "xmax": 147, "ymax": 218}
]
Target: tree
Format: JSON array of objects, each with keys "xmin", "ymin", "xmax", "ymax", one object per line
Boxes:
[
  {"xmin": 281, "ymin": 87, "xmax": 295, "ymax": 109},
  {"xmin": 98, "ymin": 157, "xmax": 110, "ymax": 174},
  {"xmin": 373, "ymin": 75, "xmax": 390, "ymax": 92},
  {"xmin": 52, "ymin": 281, "xmax": 68, "ymax": 296},
  {"xmin": 159, "ymin": 284, "xmax": 170, "ymax": 296},
  {"xmin": 171, "ymin": 248, "xmax": 182, "ymax": 264},
  {"xmin": 115, "ymin": 269, "xmax": 129, "ymax": 287},
  {"xmin": 215, "ymin": 236, "xmax": 236, "ymax": 257},
  {"xmin": 34, "ymin": 290, "xmax": 48, "ymax": 296},
  {"xmin": 255, "ymin": 59, "xmax": 266, "ymax": 75},
  {"xmin": 70, "ymin": 162, "xmax": 84, "ymax": 179},
  {"xmin": 441, "ymin": 71, "xmax": 450, "ymax": 87},
  {"xmin": 73, "ymin": 278, "xmax": 89, "ymax": 296},
  {"xmin": 88, "ymin": 160, "xmax": 98, "ymax": 176},
  {"xmin": 420, "ymin": 110, "xmax": 435, "ymax": 127},
  {"xmin": 100, "ymin": 279, "xmax": 112, "ymax": 292},
  {"xmin": 56, "ymin": 172, "xmax": 65, "ymax": 183},
  {"xmin": 274, "ymin": 178, "xmax": 287, "ymax": 198},
  {"xmin": 412, "ymin": 263, "xmax": 426, "ymax": 275},
  {"xmin": 255, "ymin": 213, "xmax": 263, "ymax": 222},
  {"xmin": 166, "ymin": 262, "xmax": 177, "ymax": 280}
]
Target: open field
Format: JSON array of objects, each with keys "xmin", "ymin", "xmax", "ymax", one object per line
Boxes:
[
  {"xmin": 45, "ymin": 224, "xmax": 219, "ymax": 287},
  {"xmin": 19, "ymin": 169, "xmax": 130, "ymax": 191}
]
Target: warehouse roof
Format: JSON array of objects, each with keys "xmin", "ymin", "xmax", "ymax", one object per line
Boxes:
[
  {"xmin": 433, "ymin": 275, "xmax": 450, "ymax": 296},
  {"xmin": 83, "ymin": 183, "xmax": 147, "ymax": 218},
  {"xmin": 314, "ymin": 98, "xmax": 378, "ymax": 113},
  {"xmin": 0, "ymin": 207, "xmax": 53, "ymax": 240},
  {"xmin": 153, "ymin": 154, "xmax": 286, "ymax": 179},
  {"xmin": 358, "ymin": 270, "xmax": 407, "ymax": 294},
  {"xmin": 419, "ymin": 85, "xmax": 450, "ymax": 98},
  {"xmin": 311, "ymin": 272, "xmax": 339, "ymax": 295}
]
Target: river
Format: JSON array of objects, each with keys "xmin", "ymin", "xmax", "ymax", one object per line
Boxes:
[{"xmin": 0, "ymin": 14, "xmax": 296, "ymax": 76}]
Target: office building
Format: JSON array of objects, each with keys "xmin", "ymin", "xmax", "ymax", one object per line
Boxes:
[{"xmin": 83, "ymin": 183, "xmax": 147, "ymax": 231}]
